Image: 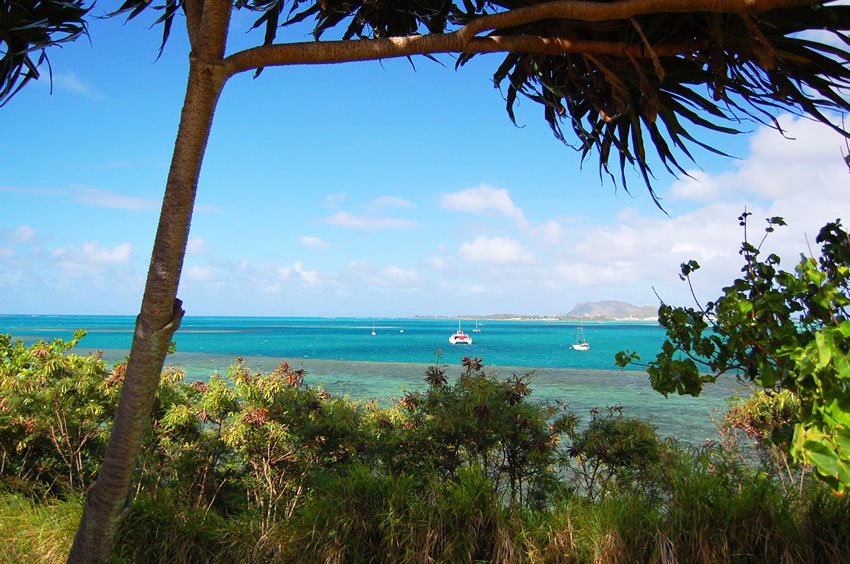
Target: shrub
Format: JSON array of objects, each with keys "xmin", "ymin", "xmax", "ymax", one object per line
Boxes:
[
  {"xmin": 0, "ymin": 332, "xmax": 119, "ymax": 494},
  {"xmin": 720, "ymin": 389, "xmax": 811, "ymax": 493},
  {"xmin": 393, "ymin": 358, "xmax": 562, "ymax": 508},
  {"xmin": 563, "ymin": 404, "xmax": 668, "ymax": 504}
]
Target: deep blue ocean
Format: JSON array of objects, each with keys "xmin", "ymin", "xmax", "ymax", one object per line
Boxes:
[{"xmin": 0, "ymin": 315, "xmax": 745, "ymax": 444}]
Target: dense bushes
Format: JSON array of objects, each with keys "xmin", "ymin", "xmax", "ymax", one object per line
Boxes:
[
  {"xmin": 2, "ymin": 333, "xmax": 850, "ymax": 562},
  {"xmin": 0, "ymin": 331, "xmax": 119, "ymax": 495}
]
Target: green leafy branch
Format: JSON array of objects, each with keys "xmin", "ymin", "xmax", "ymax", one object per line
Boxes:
[{"xmin": 617, "ymin": 213, "xmax": 850, "ymax": 490}]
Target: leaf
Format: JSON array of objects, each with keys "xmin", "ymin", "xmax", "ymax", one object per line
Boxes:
[
  {"xmin": 816, "ymin": 331, "xmax": 834, "ymax": 370},
  {"xmin": 679, "ymin": 260, "xmax": 700, "ymax": 280},
  {"xmin": 804, "ymin": 438, "xmax": 840, "ymax": 478},
  {"xmin": 835, "ymin": 353, "xmax": 850, "ymax": 382},
  {"xmin": 838, "ymin": 458, "xmax": 850, "ymax": 487},
  {"xmin": 835, "ymin": 426, "xmax": 850, "ymax": 458}
]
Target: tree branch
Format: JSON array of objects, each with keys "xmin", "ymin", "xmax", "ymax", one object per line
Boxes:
[
  {"xmin": 223, "ymin": 0, "xmax": 814, "ymax": 76},
  {"xmin": 183, "ymin": 0, "xmax": 203, "ymax": 50},
  {"xmin": 224, "ymin": 33, "xmax": 701, "ymax": 75},
  {"xmin": 457, "ymin": 0, "xmax": 818, "ymax": 42},
  {"xmin": 196, "ymin": 0, "xmax": 232, "ymax": 60}
]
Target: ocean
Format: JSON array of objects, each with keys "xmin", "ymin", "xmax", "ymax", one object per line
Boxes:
[{"xmin": 0, "ymin": 315, "xmax": 745, "ymax": 444}]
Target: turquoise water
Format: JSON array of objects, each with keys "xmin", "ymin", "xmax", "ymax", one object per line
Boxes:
[
  {"xmin": 0, "ymin": 315, "xmax": 745, "ymax": 444},
  {"xmin": 0, "ymin": 315, "xmax": 663, "ymax": 369}
]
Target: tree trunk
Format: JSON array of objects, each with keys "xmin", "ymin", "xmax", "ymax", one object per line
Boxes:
[{"xmin": 68, "ymin": 55, "xmax": 228, "ymax": 563}]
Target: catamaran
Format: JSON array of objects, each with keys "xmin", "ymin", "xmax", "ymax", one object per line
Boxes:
[{"xmin": 449, "ymin": 320, "xmax": 473, "ymax": 345}]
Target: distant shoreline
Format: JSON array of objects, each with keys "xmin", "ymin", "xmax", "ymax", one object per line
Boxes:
[
  {"xmin": 0, "ymin": 313, "xmax": 660, "ymax": 323},
  {"xmin": 414, "ymin": 315, "xmax": 659, "ymax": 322}
]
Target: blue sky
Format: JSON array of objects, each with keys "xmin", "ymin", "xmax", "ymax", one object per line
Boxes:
[{"xmin": 1, "ymin": 9, "xmax": 848, "ymax": 317}]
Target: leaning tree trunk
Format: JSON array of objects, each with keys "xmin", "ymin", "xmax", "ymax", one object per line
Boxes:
[{"xmin": 68, "ymin": 53, "xmax": 229, "ymax": 564}]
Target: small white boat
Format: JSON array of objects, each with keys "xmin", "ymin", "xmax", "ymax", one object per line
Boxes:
[
  {"xmin": 371, "ymin": 322, "xmax": 376, "ymax": 336},
  {"xmin": 472, "ymin": 321, "xmax": 481, "ymax": 333},
  {"xmin": 399, "ymin": 328, "xmax": 404, "ymax": 333},
  {"xmin": 571, "ymin": 318, "xmax": 589, "ymax": 351},
  {"xmin": 449, "ymin": 320, "xmax": 473, "ymax": 345}
]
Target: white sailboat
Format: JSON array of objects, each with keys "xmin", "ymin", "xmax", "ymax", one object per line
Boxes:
[
  {"xmin": 472, "ymin": 321, "xmax": 481, "ymax": 333},
  {"xmin": 371, "ymin": 322, "xmax": 376, "ymax": 336},
  {"xmin": 571, "ymin": 318, "xmax": 590, "ymax": 351},
  {"xmin": 449, "ymin": 320, "xmax": 473, "ymax": 345}
]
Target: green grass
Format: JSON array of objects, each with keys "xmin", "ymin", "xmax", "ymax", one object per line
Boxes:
[
  {"xmin": 0, "ymin": 492, "xmax": 81, "ymax": 563},
  {"xmin": 3, "ymin": 468, "xmax": 850, "ymax": 563},
  {"xmin": 3, "ymin": 346, "xmax": 850, "ymax": 562}
]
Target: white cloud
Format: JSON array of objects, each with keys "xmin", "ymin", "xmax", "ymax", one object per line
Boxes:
[
  {"xmin": 2, "ymin": 185, "xmax": 162, "ymax": 212},
  {"xmin": 72, "ymin": 187, "xmax": 160, "ymax": 211},
  {"xmin": 295, "ymin": 262, "xmax": 320, "ymax": 285},
  {"xmin": 551, "ymin": 115, "xmax": 850, "ymax": 305},
  {"xmin": 441, "ymin": 184, "xmax": 526, "ymax": 223},
  {"xmin": 52, "ymin": 72, "xmax": 104, "ymax": 100},
  {"xmin": 81, "ymin": 241, "xmax": 132, "ymax": 264},
  {"xmin": 554, "ymin": 260, "xmax": 642, "ymax": 287},
  {"xmin": 458, "ymin": 236, "xmax": 534, "ymax": 265},
  {"xmin": 671, "ymin": 115, "xmax": 849, "ymax": 206},
  {"xmin": 186, "ymin": 265, "xmax": 215, "ymax": 281},
  {"xmin": 5, "ymin": 225, "xmax": 35, "ymax": 244},
  {"xmin": 669, "ymin": 171, "xmax": 723, "ymax": 202},
  {"xmin": 345, "ymin": 260, "xmax": 420, "ymax": 288},
  {"xmin": 325, "ymin": 193, "xmax": 347, "ymax": 208},
  {"xmin": 429, "ymin": 255, "xmax": 448, "ymax": 271},
  {"xmin": 300, "ymin": 235, "xmax": 330, "ymax": 249},
  {"xmin": 187, "ymin": 237, "xmax": 208, "ymax": 254},
  {"xmin": 534, "ymin": 220, "xmax": 566, "ymax": 245},
  {"xmin": 554, "ymin": 203, "xmax": 745, "ymax": 297},
  {"xmin": 348, "ymin": 260, "xmax": 370, "ymax": 273},
  {"xmin": 277, "ymin": 261, "xmax": 320, "ymax": 286},
  {"xmin": 326, "ymin": 211, "xmax": 417, "ymax": 230},
  {"xmin": 738, "ymin": 117, "xmax": 848, "ymax": 202},
  {"xmin": 382, "ymin": 265, "xmax": 420, "ymax": 283},
  {"xmin": 441, "ymin": 184, "xmax": 564, "ymax": 244},
  {"xmin": 374, "ymin": 195, "xmax": 415, "ymax": 208},
  {"xmin": 0, "ymin": 247, "xmax": 13, "ymax": 259},
  {"xmin": 51, "ymin": 241, "xmax": 133, "ymax": 278}
]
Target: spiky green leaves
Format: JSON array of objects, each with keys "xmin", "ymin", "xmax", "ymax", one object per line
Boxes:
[
  {"xmin": 474, "ymin": 4, "xmax": 850, "ymax": 207},
  {"xmin": 0, "ymin": 0, "xmax": 90, "ymax": 106},
  {"xmin": 9, "ymin": 1, "xmax": 850, "ymax": 205}
]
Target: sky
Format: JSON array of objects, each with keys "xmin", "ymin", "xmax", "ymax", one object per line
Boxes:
[{"xmin": 1, "ymin": 9, "xmax": 849, "ymax": 317}]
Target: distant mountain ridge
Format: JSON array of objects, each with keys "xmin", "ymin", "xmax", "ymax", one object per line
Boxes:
[
  {"xmin": 414, "ymin": 301, "xmax": 658, "ymax": 321},
  {"xmin": 567, "ymin": 301, "xmax": 657, "ymax": 320}
]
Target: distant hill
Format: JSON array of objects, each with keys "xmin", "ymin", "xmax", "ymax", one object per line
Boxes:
[
  {"xmin": 415, "ymin": 301, "xmax": 659, "ymax": 321},
  {"xmin": 567, "ymin": 301, "xmax": 657, "ymax": 320}
]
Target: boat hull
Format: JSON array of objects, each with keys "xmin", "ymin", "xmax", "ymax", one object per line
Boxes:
[{"xmin": 449, "ymin": 332, "xmax": 473, "ymax": 345}]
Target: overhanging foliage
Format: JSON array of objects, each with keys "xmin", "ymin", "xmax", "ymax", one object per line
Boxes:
[
  {"xmin": 124, "ymin": 0, "xmax": 850, "ymax": 204},
  {"xmin": 0, "ymin": 0, "xmax": 89, "ymax": 107},
  {"xmin": 5, "ymin": 1, "xmax": 850, "ymax": 204}
]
